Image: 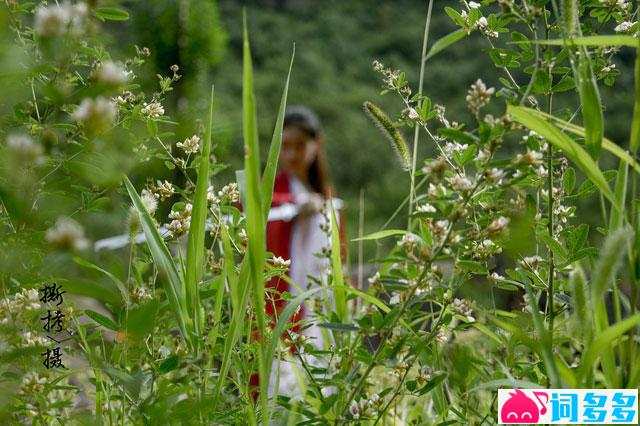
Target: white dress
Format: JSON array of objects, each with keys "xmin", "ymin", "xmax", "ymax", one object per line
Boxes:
[{"xmin": 268, "ymin": 174, "xmax": 335, "ymax": 398}]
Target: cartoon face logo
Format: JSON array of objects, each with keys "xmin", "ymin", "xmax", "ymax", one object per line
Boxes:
[{"xmin": 500, "ymin": 389, "xmax": 548, "ymax": 424}]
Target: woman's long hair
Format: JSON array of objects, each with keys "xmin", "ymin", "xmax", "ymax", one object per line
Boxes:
[{"xmin": 283, "ymin": 106, "xmax": 333, "ymax": 199}]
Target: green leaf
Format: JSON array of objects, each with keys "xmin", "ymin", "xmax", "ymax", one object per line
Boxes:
[
  {"xmin": 630, "ymin": 38, "xmax": 640, "ymax": 153},
  {"xmin": 84, "ymin": 309, "xmax": 118, "ymax": 332},
  {"xmin": 577, "ymin": 47, "xmax": 604, "ymax": 159},
  {"xmin": 351, "ymin": 229, "xmax": 406, "ymax": 241},
  {"xmin": 93, "ymin": 7, "xmax": 130, "ymax": 21},
  {"xmin": 158, "ymin": 355, "xmax": 179, "ymax": 373},
  {"xmin": 124, "ymin": 176, "xmax": 191, "ymax": 351},
  {"xmin": 185, "ymin": 86, "xmax": 214, "ymax": 345},
  {"xmin": 521, "ymin": 35, "xmax": 638, "ymax": 47},
  {"xmin": 261, "ymin": 48, "xmax": 295, "ymax": 219},
  {"xmin": 72, "ymin": 257, "xmax": 129, "ymax": 304},
  {"xmin": 318, "ymin": 322, "xmax": 359, "ymax": 332},
  {"xmin": 329, "ymin": 199, "xmax": 347, "ymax": 324},
  {"xmin": 425, "ymin": 29, "xmax": 467, "ymax": 61},
  {"xmin": 507, "ymin": 105, "xmax": 616, "ymax": 206}
]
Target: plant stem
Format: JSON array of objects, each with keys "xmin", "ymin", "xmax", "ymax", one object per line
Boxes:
[{"xmin": 408, "ymin": 0, "xmax": 434, "ymax": 230}]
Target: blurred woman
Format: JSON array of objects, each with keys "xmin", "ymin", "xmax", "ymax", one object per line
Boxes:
[{"xmin": 264, "ymin": 105, "xmax": 346, "ymax": 397}]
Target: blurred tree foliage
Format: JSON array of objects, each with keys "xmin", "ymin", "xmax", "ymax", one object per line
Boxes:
[{"xmin": 119, "ymin": 0, "xmax": 635, "ymax": 257}]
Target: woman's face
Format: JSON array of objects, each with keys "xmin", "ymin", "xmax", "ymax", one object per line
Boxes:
[{"xmin": 280, "ymin": 126, "xmax": 319, "ymax": 180}]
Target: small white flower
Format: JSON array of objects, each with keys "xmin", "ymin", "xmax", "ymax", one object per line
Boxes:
[
  {"xmin": 46, "ymin": 217, "xmax": 90, "ymax": 251},
  {"xmin": 6, "ymin": 134, "xmax": 44, "ymax": 164},
  {"xmin": 447, "ymin": 174, "xmax": 474, "ymax": 191},
  {"xmin": 94, "ymin": 61, "xmax": 129, "ymax": 86},
  {"xmin": 141, "ymin": 102, "xmax": 165, "ymax": 118},
  {"xmin": 73, "ymin": 97, "xmax": 117, "ymax": 133},
  {"xmin": 469, "ymin": 1, "xmax": 481, "ymax": 9},
  {"xmin": 389, "ymin": 293, "xmax": 401, "ymax": 305},
  {"xmin": 614, "ymin": 21, "xmax": 635, "ymax": 33},
  {"xmin": 416, "ymin": 203, "xmax": 436, "ymax": 213},
  {"xmin": 270, "ymin": 256, "xmax": 291, "ymax": 268},
  {"xmin": 176, "ymin": 135, "xmax": 200, "ymax": 155}
]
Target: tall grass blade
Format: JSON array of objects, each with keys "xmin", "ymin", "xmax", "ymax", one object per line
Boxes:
[
  {"xmin": 520, "ymin": 108, "xmax": 640, "ymax": 174},
  {"xmin": 241, "ymin": 12, "xmax": 269, "ymax": 423},
  {"xmin": 610, "ymin": 161, "xmax": 628, "ymax": 229},
  {"xmin": 631, "ymin": 39, "xmax": 640, "ymax": 153},
  {"xmin": 261, "ymin": 47, "xmax": 295, "ymax": 219},
  {"xmin": 330, "ymin": 198, "xmax": 347, "ymax": 322},
  {"xmin": 185, "ymin": 85, "xmax": 215, "ymax": 348},
  {"xmin": 522, "ymin": 35, "xmax": 638, "ymax": 47},
  {"xmin": 523, "ymin": 279, "xmax": 561, "ymax": 387},
  {"xmin": 124, "ymin": 176, "xmax": 192, "ymax": 350},
  {"xmin": 591, "ymin": 225, "xmax": 633, "ymax": 387},
  {"xmin": 577, "ymin": 47, "xmax": 604, "ymax": 159},
  {"xmin": 507, "ymin": 105, "xmax": 616, "ymax": 206}
]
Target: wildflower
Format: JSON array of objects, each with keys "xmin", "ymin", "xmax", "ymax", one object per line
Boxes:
[
  {"xmin": 435, "ymin": 327, "xmax": 449, "ymax": 344},
  {"xmin": 536, "ymin": 165, "xmax": 548, "ymax": 178},
  {"xmin": 218, "ymin": 182, "xmax": 240, "ymax": 204},
  {"xmin": 515, "ymin": 149, "xmax": 544, "ymax": 166},
  {"xmin": 141, "ymin": 101, "xmax": 165, "ymax": 118},
  {"xmin": 451, "ymin": 298, "xmax": 476, "ymax": 322},
  {"xmin": 14, "ymin": 289, "xmax": 41, "ymax": 311},
  {"xmin": 600, "ymin": 0, "xmax": 628, "ymax": 8},
  {"xmin": 416, "ymin": 203, "xmax": 436, "ymax": 213},
  {"xmin": 434, "ymin": 104, "xmax": 450, "ymax": 127},
  {"xmin": 422, "ymin": 158, "xmax": 448, "ymax": 180},
  {"xmin": 417, "ymin": 365, "xmax": 432, "ymax": 384},
  {"xmin": 207, "ymin": 185, "xmax": 220, "ymax": 205},
  {"xmin": 614, "ymin": 21, "xmax": 635, "ymax": 32},
  {"xmin": 402, "ymin": 107, "xmax": 420, "ymax": 121},
  {"xmin": 469, "ymin": 1, "xmax": 481, "ymax": 8},
  {"xmin": 72, "ymin": 97, "xmax": 117, "ymax": 134},
  {"xmin": 34, "ymin": 2, "xmax": 87, "ymax": 37},
  {"xmin": 166, "ymin": 204, "xmax": 192, "ymax": 238},
  {"xmin": 270, "ymin": 256, "xmax": 291, "ymax": 268},
  {"xmin": 466, "ymin": 79, "xmax": 495, "ymax": 115},
  {"xmin": 131, "ymin": 287, "xmax": 153, "ymax": 303},
  {"xmin": 18, "ymin": 372, "xmax": 47, "ymax": 396},
  {"xmin": 477, "ymin": 149, "xmax": 491, "ymax": 162},
  {"xmin": 389, "ymin": 292, "xmax": 401, "ymax": 305},
  {"xmin": 486, "ymin": 167, "xmax": 505, "ymax": 182},
  {"xmin": 487, "ymin": 216, "xmax": 510, "ymax": 233},
  {"xmin": 21, "ymin": 331, "xmax": 49, "ymax": 348},
  {"xmin": 398, "ymin": 233, "xmax": 418, "ymax": 251},
  {"xmin": 489, "ymin": 272, "xmax": 505, "ymax": 282},
  {"xmin": 93, "ymin": 61, "xmax": 129, "ymax": 86},
  {"xmin": 46, "ymin": 217, "xmax": 90, "ymax": 251},
  {"xmin": 176, "ymin": 135, "xmax": 200, "ymax": 155},
  {"xmin": 6, "ymin": 134, "xmax": 44, "ymax": 164},
  {"xmin": 443, "ymin": 141, "xmax": 468, "ymax": 156},
  {"xmin": 475, "ymin": 16, "xmax": 499, "ymax": 38},
  {"xmin": 470, "ymin": 239, "xmax": 501, "ymax": 260},
  {"xmin": 601, "ymin": 63, "xmax": 616, "ymax": 74},
  {"xmin": 350, "ymin": 401, "xmax": 360, "ymax": 420},
  {"xmin": 520, "ymin": 255, "xmax": 543, "ymax": 269},
  {"xmin": 447, "ymin": 174, "xmax": 474, "ymax": 192},
  {"xmin": 155, "ymin": 180, "xmax": 175, "ymax": 201}
]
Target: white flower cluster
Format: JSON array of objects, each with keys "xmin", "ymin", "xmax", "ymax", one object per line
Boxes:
[
  {"xmin": 73, "ymin": 97, "xmax": 117, "ymax": 133},
  {"xmin": 475, "ymin": 16, "xmax": 499, "ymax": 38},
  {"xmin": 176, "ymin": 135, "xmax": 200, "ymax": 155},
  {"xmin": 141, "ymin": 102, "xmax": 165, "ymax": 118},
  {"xmin": 469, "ymin": 238, "xmax": 502, "ymax": 261},
  {"xmin": 34, "ymin": 2, "xmax": 88, "ymax": 38},
  {"xmin": 166, "ymin": 203, "xmax": 192, "ymax": 237},
  {"xmin": 0, "ymin": 288, "xmax": 41, "ymax": 325},
  {"xmin": 6, "ymin": 134, "xmax": 44, "ymax": 164},
  {"xmin": 349, "ymin": 394, "xmax": 383, "ymax": 419},
  {"xmin": 451, "ymin": 298, "xmax": 476, "ymax": 322},
  {"xmin": 18, "ymin": 372, "xmax": 48, "ymax": 396},
  {"xmin": 270, "ymin": 255, "xmax": 291, "ymax": 268},
  {"xmin": 447, "ymin": 173, "xmax": 474, "ymax": 192},
  {"xmin": 515, "ymin": 149, "xmax": 544, "ymax": 166},
  {"xmin": 151, "ymin": 180, "xmax": 175, "ymax": 201},
  {"xmin": 218, "ymin": 182, "xmax": 240, "ymax": 204},
  {"xmin": 93, "ymin": 61, "xmax": 129, "ymax": 86},
  {"xmin": 600, "ymin": 0, "xmax": 628, "ymax": 9},
  {"xmin": 466, "ymin": 79, "xmax": 495, "ymax": 115},
  {"xmin": 614, "ymin": 21, "xmax": 635, "ymax": 33},
  {"xmin": 21, "ymin": 331, "xmax": 50, "ymax": 348},
  {"xmin": 45, "ymin": 217, "xmax": 90, "ymax": 251}
]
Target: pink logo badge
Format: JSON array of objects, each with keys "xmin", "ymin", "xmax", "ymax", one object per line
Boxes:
[{"xmin": 500, "ymin": 389, "xmax": 548, "ymax": 423}]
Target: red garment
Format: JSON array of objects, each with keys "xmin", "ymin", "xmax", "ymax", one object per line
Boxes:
[{"xmin": 265, "ymin": 171, "xmax": 303, "ymax": 332}]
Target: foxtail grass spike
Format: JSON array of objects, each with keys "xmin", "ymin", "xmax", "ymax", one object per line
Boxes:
[{"xmin": 363, "ymin": 101, "xmax": 411, "ymax": 171}]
